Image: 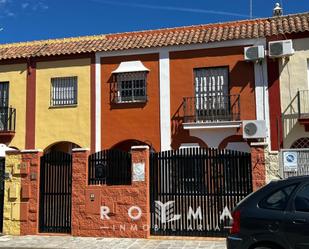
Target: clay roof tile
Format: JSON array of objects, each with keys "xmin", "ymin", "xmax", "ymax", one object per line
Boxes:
[{"xmin": 0, "ymin": 12, "xmax": 308, "ymax": 60}]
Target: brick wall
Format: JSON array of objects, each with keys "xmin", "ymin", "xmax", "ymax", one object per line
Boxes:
[
  {"xmin": 20, "ymin": 151, "xmax": 42, "ymax": 235},
  {"xmin": 251, "ymin": 144, "xmax": 267, "ymax": 191},
  {"xmin": 71, "ymin": 146, "xmax": 150, "ymax": 238},
  {"xmin": 2, "ymin": 145, "xmax": 266, "ymax": 237}
]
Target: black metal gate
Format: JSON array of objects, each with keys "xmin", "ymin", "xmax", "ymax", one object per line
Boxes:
[
  {"xmin": 39, "ymin": 151, "xmax": 72, "ymax": 233},
  {"xmin": 0, "ymin": 158, "xmax": 5, "ymax": 233},
  {"xmin": 150, "ymin": 148, "xmax": 252, "ymax": 237},
  {"xmin": 88, "ymin": 149, "xmax": 131, "ymax": 185}
]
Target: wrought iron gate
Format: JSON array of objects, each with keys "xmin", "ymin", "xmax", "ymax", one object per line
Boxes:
[
  {"xmin": 39, "ymin": 151, "xmax": 72, "ymax": 233},
  {"xmin": 150, "ymin": 148, "xmax": 252, "ymax": 237},
  {"xmin": 0, "ymin": 158, "xmax": 4, "ymax": 233},
  {"xmin": 88, "ymin": 149, "xmax": 131, "ymax": 185}
]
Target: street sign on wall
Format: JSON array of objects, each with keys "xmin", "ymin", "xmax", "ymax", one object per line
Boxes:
[{"xmin": 283, "ymin": 151, "xmax": 298, "ymax": 172}]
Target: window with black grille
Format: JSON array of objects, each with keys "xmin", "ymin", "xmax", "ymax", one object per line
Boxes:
[
  {"xmin": 51, "ymin": 76, "xmax": 77, "ymax": 106},
  {"xmin": 115, "ymin": 72, "xmax": 147, "ymax": 103},
  {"xmin": 194, "ymin": 67, "xmax": 230, "ymax": 121},
  {"xmin": 0, "ymin": 82, "xmax": 9, "ymax": 107}
]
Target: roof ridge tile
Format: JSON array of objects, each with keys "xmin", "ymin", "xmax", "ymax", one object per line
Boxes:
[{"xmin": 0, "ymin": 12, "xmax": 309, "ymax": 60}]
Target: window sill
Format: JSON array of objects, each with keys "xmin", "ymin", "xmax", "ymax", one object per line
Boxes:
[
  {"xmin": 115, "ymin": 100, "xmax": 147, "ymax": 104},
  {"xmin": 110, "ymin": 101, "xmax": 147, "ymax": 110},
  {"xmin": 49, "ymin": 104, "xmax": 78, "ymax": 109},
  {"xmin": 113, "ymin": 96, "xmax": 148, "ymax": 104}
]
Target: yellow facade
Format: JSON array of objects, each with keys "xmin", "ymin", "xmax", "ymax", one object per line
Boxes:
[
  {"xmin": 35, "ymin": 58, "xmax": 91, "ymax": 150},
  {"xmin": 0, "ymin": 64, "xmax": 27, "ymax": 150},
  {"xmin": 280, "ymin": 38, "xmax": 309, "ymax": 148},
  {"xmin": 3, "ymin": 153, "xmax": 22, "ymax": 235}
]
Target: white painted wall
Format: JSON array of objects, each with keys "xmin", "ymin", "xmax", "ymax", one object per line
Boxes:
[
  {"xmin": 284, "ymin": 122, "xmax": 308, "ymax": 148},
  {"xmin": 159, "ymin": 51, "xmax": 171, "ymax": 151},
  {"xmin": 180, "ymin": 143, "xmax": 200, "ymax": 149},
  {"xmin": 189, "ymin": 128, "xmax": 238, "ymax": 148},
  {"xmin": 95, "ymin": 54, "xmax": 101, "ymax": 152},
  {"xmin": 254, "ymin": 39, "xmax": 270, "ymax": 149},
  {"xmin": 280, "ymin": 38, "xmax": 309, "ymax": 111},
  {"xmin": 0, "ymin": 144, "xmax": 16, "ymax": 157},
  {"xmin": 307, "ymin": 59, "xmax": 309, "ymax": 90},
  {"xmin": 280, "ymin": 37, "xmax": 309, "ymax": 148}
]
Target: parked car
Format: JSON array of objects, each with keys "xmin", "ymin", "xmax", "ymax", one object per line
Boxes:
[{"xmin": 227, "ymin": 176, "xmax": 309, "ymax": 249}]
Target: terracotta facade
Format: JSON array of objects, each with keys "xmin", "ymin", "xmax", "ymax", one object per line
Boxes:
[
  {"xmin": 170, "ymin": 46, "xmax": 256, "ymax": 149},
  {"xmin": 100, "ymin": 54, "xmax": 161, "ymax": 152},
  {"xmin": 4, "ymin": 12, "xmax": 309, "ymax": 239}
]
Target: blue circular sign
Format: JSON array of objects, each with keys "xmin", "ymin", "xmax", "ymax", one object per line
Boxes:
[{"xmin": 286, "ymin": 154, "xmax": 295, "ymax": 163}]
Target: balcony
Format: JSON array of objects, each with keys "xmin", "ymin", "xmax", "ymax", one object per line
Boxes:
[
  {"xmin": 183, "ymin": 94, "xmax": 241, "ymax": 129},
  {"xmin": 297, "ymin": 90, "xmax": 309, "ymax": 131},
  {"xmin": 0, "ymin": 107, "xmax": 16, "ymax": 143}
]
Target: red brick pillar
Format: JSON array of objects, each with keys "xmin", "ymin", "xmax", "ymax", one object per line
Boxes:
[
  {"xmin": 71, "ymin": 147, "xmax": 150, "ymax": 238},
  {"xmin": 71, "ymin": 148, "xmax": 89, "ymax": 236},
  {"xmin": 20, "ymin": 149, "xmax": 43, "ymax": 235},
  {"xmin": 130, "ymin": 145, "xmax": 150, "ymax": 238},
  {"xmin": 250, "ymin": 143, "xmax": 266, "ymax": 191}
]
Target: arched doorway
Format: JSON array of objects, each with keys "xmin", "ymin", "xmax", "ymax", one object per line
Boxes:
[
  {"xmin": 39, "ymin": 141, "xmax": 75, "ymax": 233},
  {"xmin": 219, "ymin": 135, "xmax": 251, "ymax": 153},
  {"xmin": 44, "ymin": 141, "xmax": 81, "ymax": 154},
  {"xmin": 291, "ymin": 137, "xmax": 309, "ymax": 149},
  {"xmin": 111, "ymin": 139, "xmax": 153, "ymax": 152}
]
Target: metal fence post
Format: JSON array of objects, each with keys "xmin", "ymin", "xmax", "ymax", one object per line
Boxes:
[{"xmin": 297, "ymin": 90, "xmax": 301, "ymax": 119}]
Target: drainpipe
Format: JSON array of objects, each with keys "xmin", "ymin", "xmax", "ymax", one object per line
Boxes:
[{"xmin": 297, "ymin": 91, "xmax": 301, "ymax": 119}]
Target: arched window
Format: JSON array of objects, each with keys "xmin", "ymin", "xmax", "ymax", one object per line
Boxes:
[{"xmin": 291, "ymin": 137, "xmax": 309, "ymax": 149}]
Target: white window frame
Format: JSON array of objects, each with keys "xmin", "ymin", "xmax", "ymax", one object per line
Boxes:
[{"xmin": 50, "ymin": 76, "xmax": 78, "ymax": 107}]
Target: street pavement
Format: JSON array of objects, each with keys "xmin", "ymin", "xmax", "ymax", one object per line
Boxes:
[{"xmin": 0, "ymin": 235, "xmax": 226, "ymax": 249}]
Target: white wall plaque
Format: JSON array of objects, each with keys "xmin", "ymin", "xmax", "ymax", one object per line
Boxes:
[
  {"xmin": 132, "ymin": 162, "xmax": 145, "ymax": 182},
  {"xmin": 283, "ymin": 151, "xmax": 298, "ymax": 172}
]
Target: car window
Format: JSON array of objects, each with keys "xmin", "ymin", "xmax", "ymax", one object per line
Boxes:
[
  {"xmin": 294, "ymin": 184, "xmax": 309, "ymax": 213},
  {"xmin": 259, "ymin": 184, "xmax": 297, "ymax": 211}
]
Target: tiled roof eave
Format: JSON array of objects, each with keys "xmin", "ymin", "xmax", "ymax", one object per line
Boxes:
[{"xmin": 0, "ymin": 12, "xmax": 308, "ymax": 60}]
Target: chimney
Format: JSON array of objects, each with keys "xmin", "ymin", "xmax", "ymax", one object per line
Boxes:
[{"xmin": 273, "ymin": 2, "xmax": 283, "ymax": 17}]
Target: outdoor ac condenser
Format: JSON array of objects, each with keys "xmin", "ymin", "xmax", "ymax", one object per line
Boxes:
[
  {"xmin": 242, "ymin": 120, "xmax": 267, "ymax": 139},
  {"xmin": 268, "ymin": 40, "xmax": 295, "ymax": 58},
  {"xmin": 244, "ymin": 45, "xmax": 265, "ymax": 61}
]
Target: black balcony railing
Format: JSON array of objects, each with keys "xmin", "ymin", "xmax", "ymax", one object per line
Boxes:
[
  {"xmin": 183, "ymin": 94, "xmax": 240, "ymax": 123},
  {"xmin": 0, "ymin": 107, "xmax": 16, "ymax": 132},
  {"xmin": 297, "ymin": 90, "xmax": 309, "ymax": 118}
]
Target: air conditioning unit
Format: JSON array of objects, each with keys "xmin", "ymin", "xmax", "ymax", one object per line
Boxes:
[
  {"xmin": 244, "ymin": 45, "xmax": 265, "ymax": 61},
  {"xmin": 269, "ymin": 40, "xmax": 295, "ymax": 58},
  {"xmin": 243, "ymin": 120, "xmax": 267, "ymax": 139}
]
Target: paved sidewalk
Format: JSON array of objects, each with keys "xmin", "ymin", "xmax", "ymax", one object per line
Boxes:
[{"xmin": 0, "ymin": 236, "xmax": 226, "ymax": 249}]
